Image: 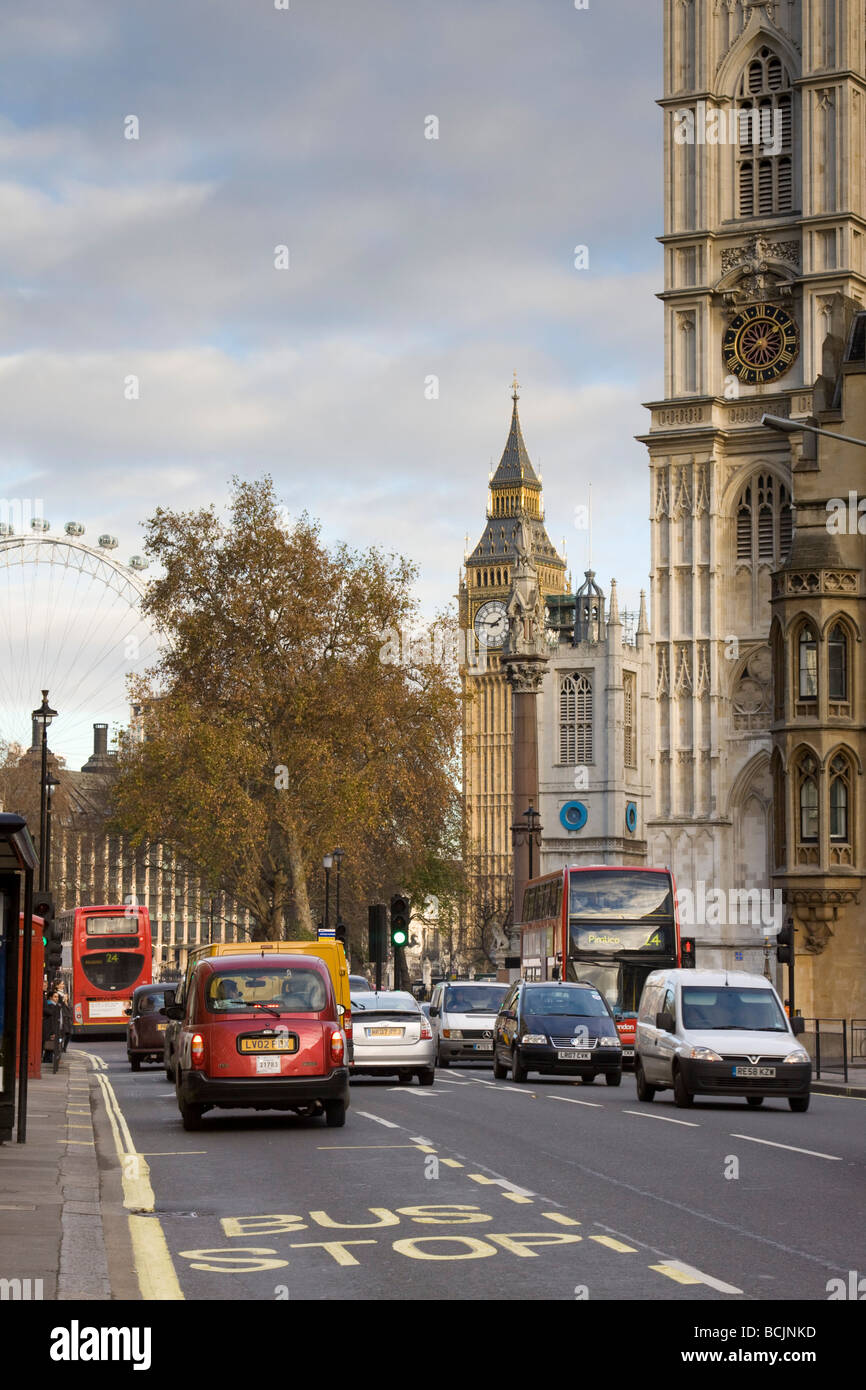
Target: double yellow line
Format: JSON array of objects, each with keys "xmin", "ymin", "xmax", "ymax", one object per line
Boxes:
[{"xmin": 81, "ymin": 1052, "xmax": 184, "ymax": 1300}]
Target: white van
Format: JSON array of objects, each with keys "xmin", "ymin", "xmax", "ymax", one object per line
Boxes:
[{"xmin": 634, "ymin": 969, "xmax": 811, "ymax": 1111}]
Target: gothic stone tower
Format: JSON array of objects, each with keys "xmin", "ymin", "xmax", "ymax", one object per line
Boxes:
[
  {"xmin": 640, "ymin": 0, "xmax": 866, "ymax": 969},
  {"xmin": 459, "ymin": 381, "xmax": 567, "ymax": 954}
]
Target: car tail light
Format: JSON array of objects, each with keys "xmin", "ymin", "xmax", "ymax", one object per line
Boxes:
[
  {"xmin": 330, "ymin": 1030, "xmax": 344, "ymax": 1065},
  {"xmin": 343, "ymin": 1008, "xmax": 353, "ymax": 1040},
  {"xmin": 420, "ymin": 1017, "xmax": 433, "ymax": 1040},
  {"xmin": 191, "ymin": 1033, "xmax": 205, "ymax": 1068}
]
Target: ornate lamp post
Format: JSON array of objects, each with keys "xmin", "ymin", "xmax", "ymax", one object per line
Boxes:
[
  {"xmin": 31, "ymin": 690, "xmax": 57, "ymax": 892},
  {"xmin": 44, "ymin": 773, "xmax": 60, "ymax": 895},
  {"xmin": 333, "ymin": 847, "xmax": 345, "ymax": 940}
]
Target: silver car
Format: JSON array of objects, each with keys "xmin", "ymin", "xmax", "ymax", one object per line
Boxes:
[{"xmin": 350, "ymin": 991, "xmax": 436, "ymax": 1086}]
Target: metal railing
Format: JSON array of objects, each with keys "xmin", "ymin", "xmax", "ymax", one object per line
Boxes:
[{"xmin": 800, "ymin": 1018, "xmax": 850, "ymax": 1081}]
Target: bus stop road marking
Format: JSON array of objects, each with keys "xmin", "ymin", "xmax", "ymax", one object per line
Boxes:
[
  {"xmin": 441, "ymin": 1158, "xmax": 463, "ymax": 1168},
  {"xmin": 653, "ymin": 1259, "xmax": 743, "ymax": 1295},
  {"xmin": 729, "ymin": 1133, "xmax": 842, "ymax": 1161},
  {"xmin": 590, "ymin": 1234, "xmax": 637, "ymax": 1252},
  {"xmin": 623, "ymin": 1110, "xmax": 700, "ymax": 1127},
  {"xmin": 502, "ymin": 1192, "xmax": 533, "ymax": 1204}
]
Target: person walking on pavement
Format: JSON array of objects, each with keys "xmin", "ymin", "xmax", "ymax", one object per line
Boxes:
[{"xmin": 42, "ymin": 986, "xmax": 61, "ymax": 1063}]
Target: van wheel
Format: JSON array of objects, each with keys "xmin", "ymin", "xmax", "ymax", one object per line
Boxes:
[
  {"xmin": 129, "ymin": 1055, "xmax": 141, "ymax": 1072},
  {"xmin": 397, "ymin": 1070, "xmax": 413, "ymax": 1085},
  {"xmin": 789, "ymin": 1095, "xmax": 810, "ymax": 1113},
  {"xmin": 605, "ymin": 1070, "xmax": 622, "ymax": 1087},
  {"xmin": 635, "ymin": 1060, "xmax": 656, "ymax": 1102},
  {"xmin": 746, "ymin": 1095, "xmax": 764, "ymax": 1107},
  {"xmin": 325, "ymin": 1099, "xmax": 346, "ymax": 1128},
  {"xmin": 417, "ymin": 1068, "xmax": 435, "ymax": 1086},
  {"xmin": 438, "ymin": 1053, "xmax": 450, "ymax": 1068},
  {"xmin": 511, "ymin": 1049, "xmax": 528, "ymax": 1083},
  {"xmin": 673, "ymin": 1066, "xmax": 694, "ymax": 1109},
  {"xmin": 492, "ymin": 1054, "xmax": 507, "ymax": 1080}
]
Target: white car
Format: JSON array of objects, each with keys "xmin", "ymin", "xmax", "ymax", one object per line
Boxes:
[
  {"xmin": 429, "ymin": 980, "xmax": 509, "ymax": 1066},
  {"xmin": 634, "ymin": 968, "xmax": 811, "ymax": 1111},
  {"xmin": 349, "ymin": 991, "xmax": 435, "ymax": 1085}
]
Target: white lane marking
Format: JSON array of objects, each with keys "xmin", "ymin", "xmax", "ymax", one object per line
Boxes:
[
  {"xmin": 496, "ymin": 1086, "xmax": 536, "ymax": 1096},
  {"xmin": 660, "ymin": 1259, "xmax": 743, "ymax": 1295},
  {"xmin": 729, "ymin": 1133, "xmax": 842, "ymax": 1161},
  {"xmin": 468, "ymin": 1174, "xmax": 535, "ymax": 1197},
  {"xmin": 623, "ymin": 1109, "xmax": 700, "ymax": 1128},
  {"xmin": 353, "ymin": 1110, "xmax": 400, "ymax": 1129},
  {"xmin": 549, "ymin": 1095, "xmax": 604, "ymax": 1109},
  {"xmin": 465, "ymin": 1077, "xmax": 498, "ymax": 1087},
  {"xmin": 434, "ymin": 1077, "xmax": 472, "ymax": 1085},
  {"xmin": 409, "ymin": 1135, "xmax": 433, "ymax": 1145},
  {"xmin": 387, "ymin": 1087, "xmax": 438, "ymax": 1095}
]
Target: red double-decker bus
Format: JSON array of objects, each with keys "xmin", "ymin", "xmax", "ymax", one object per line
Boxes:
[
  {"xmin": 518, "ymin": 865, "xmax": 683, "ymax": 1061},
  {"xmin": 58, "ymin": 904, "xmax": 153, "ymax": 1036}
]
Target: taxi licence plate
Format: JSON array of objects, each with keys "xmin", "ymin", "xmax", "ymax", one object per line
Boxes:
[
  {"xmin": 558, "ymin": 1050, "xmax": 591, "ymax": 1061},
  {"xmin": 622, "ymin": 1048, "xmax": 634, "ymax": 1057},
  {"xmin": 734, "ymin": 1065, "xmax": 775, "ymax": 1078},
  {"xmin": 256, "ymin": 1056, "xmax": 282, "ymax": 1074},
  {"xmin": 368, "ymin": 1027, "xmax": 403, "ymax": 1037},
  {"xmin": 238, "ymin": 1036, "xmax": 297, "ymax": 1053},
  {"xmin": 157, "ymin": 1023, "xmax": 167, "ymax": 1032}
]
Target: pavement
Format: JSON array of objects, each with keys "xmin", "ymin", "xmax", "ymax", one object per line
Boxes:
[{"xmin": 0, "ymin": 1048, "xmax": 111, "ymax": 1300}]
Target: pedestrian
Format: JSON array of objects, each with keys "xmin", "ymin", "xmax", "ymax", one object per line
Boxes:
[
  {"xmin": 42, "ymin": 987, "xmax": 61, "ymax": 1062},
  {"xmin": 57, "ymin": 989, "xmax": 73, "ymax": 1051}
]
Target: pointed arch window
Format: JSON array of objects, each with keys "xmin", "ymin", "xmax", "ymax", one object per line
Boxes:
[
  {"xmin": 559, "ymin": 674, "xmax": 593, "ymax": 764},
  {"xmin": 734, "ymin": 474, "xmax": 792, "ymax": 564},
  {"xmin": 829, "ymin": 754, "xmax": 850, "ymax": 842},
  {"xmin": 798, "ymin": 625, "xmax": 817, "ymax": 699},
  {"xmin": 736, "ymin": 48, "xmax": 794, "ymax": 219},
  {"xmin": 828, "ymin": 623, "xmax": 848, "ymax": 702},
  {"xmin": 798, "ymin": 757, "xmax": 819, "ymax": 843},
  {"xmin": 623, "ymin": 671, "xmax": 637, "ymax": 767}
]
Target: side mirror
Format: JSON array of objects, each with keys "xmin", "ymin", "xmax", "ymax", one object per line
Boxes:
[
  {"xmin": 613, "ymin": 1011, "xmax": 623, "ymax": 1022},
  {"xmin": 656, "ymin": 1010, "xmax": 675, "ymax": 1033},
  {"xmin": 791, "ymin": 1015, "xmax": 805, "ymax": 1036},
  {"xmin": 429, "ymin": 1006, "xmax": 440, "ymax": 1018},
  {"xmin": 164, "ymin": 1003, "xmax": 184, "ymax": 1021}
]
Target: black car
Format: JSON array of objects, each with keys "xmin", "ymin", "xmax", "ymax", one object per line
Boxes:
[{"xmin": 493, "ymin": 980, "xmax": 623, "ymax": 1085}]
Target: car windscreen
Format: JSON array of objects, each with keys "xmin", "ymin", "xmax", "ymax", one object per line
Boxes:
[
  {"xmin": 443, "ymin": 985, "xmax": 508, "ymax": 1013},
  {"xmin": 351, "ymin": 993, "xmax": 419, "ymax": 1012},
  {"xmin": 205, "ymin": 967, "xmax": 328, "ymax": 1014},
  {"xmin": 523, "ymin": 987, "xmax": 610, "ymax": 1017},
  {"xmin": 134, "ymin": 991, "xmax": 170, "ymax": 1016},
  {"xmin": 680, "ymin": 987, "xmax": 788, "ymax": 1032}
]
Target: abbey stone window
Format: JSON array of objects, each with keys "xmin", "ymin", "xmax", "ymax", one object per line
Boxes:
[
  {"xmin": 736, "ymin": 49, "xmax": 793, "ymax": 218},
  {"xmin": 798, "ymin": 626, "xmax": 817, "ymax": 700},
  {"xmin": 735, "ymin": 475, "xmax": 792, "ymax": 565},
  {"xmin": 560, "ymin": 674, "xmax": 593, "ymax": 765},
  {"xmin": 623, "ymin": 671, "xmax": 636, "ymax": 767}
]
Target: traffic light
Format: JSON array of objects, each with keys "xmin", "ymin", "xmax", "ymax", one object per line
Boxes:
[
  {"xmin": 335, "ymin": 919, "xmax": 347, "ymax": 948},
  {"xmin": 390, "ymin": 894, "xmax": 410, "ymax": 950},
  {"xmin": 34, "ymin": 890, "xmax": 62, "ymax": 971},
  {"xmin": 776, "ymin": 921, "xmax": 794, "ymax": 965},
  {"xmin": 680, "ymin": 936, "xmax": 696, "ymax": 968},
  {"xmin": 368, "ymin": 904, "xmax": 387, "ymax": 966}
]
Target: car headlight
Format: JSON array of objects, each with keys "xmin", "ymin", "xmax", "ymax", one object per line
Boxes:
[
  {"xmin": 521, "ymin": 1033, "xmax": 547, "ymax": 1045},
  {"xmin": 783, "ymin": 1050, "xmax": 810, "ymax": 1064},
  {"xmin": 442, "ymin": 1029, "xmax": 462, "ymax": 1039},
  {"xmin": 597, "ymin": 1036, "xmax": 620, "ymax": 1046},
  {"xmin": 687, "ymin": 1046, "xmax": 722, "ymax": 1061}
]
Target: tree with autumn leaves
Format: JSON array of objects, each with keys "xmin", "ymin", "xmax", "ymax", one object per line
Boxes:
[{"xmin": 110, "ymin": 478, "xmax": 463, "ymax": 949}]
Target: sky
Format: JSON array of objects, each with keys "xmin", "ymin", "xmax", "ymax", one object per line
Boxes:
[{"xmin": 0, "ymin": 0, "xmax": 664, "ymax": 769}]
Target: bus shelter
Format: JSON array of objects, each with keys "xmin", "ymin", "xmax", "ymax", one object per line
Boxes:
[{"xmin": 0, "ymin": 813, "xmax": 39, "ymax": 1143}]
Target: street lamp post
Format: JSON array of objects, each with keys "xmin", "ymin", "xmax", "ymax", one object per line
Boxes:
[
  {"xmin": 511, "ymin": 802, "xmax": 542, "ymax": 893},
  {"xmin": 333, "ymin": 847, "xmax": 345, "ymax": 938},
  {"xmin": 761, "ymin": 413, "xmax": 866, "ymax": 449},
  {"xmin": 31, "ymin": 691, "xmax": 58, "ymax": 893},
  {"xmin": 322, "ymin": 853, "xmax": 333, "ymax": 934},
  {"xmin": 44, "ymin": 774, "xmax": 60, "ymax": 895}
]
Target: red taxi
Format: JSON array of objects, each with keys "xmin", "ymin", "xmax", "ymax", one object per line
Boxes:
[{"xmin": 167, "ymin": 954, "xmax": 350, "ymax": 1131}]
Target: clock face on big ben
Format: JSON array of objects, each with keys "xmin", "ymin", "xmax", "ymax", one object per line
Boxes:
[
  {"xmin": 474, "ymin": 600, "xmax": 508, "ymax": 647},
  {"xmin": 722, "ymin": 303, "xmax": 799, "ymax": 385}
]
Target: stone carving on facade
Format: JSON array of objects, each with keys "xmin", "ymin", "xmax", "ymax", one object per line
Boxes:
[
  {"xmin": 654, "ymin": 468, "xmax": 669, "ymax": 520},
  {"xmin": 671, "ymin": 465, "xmax": 692, "ymax": 519},
  {"xmin": 695, "ymin": 641, "xmax": 711, "ymax": 696},
  {"xmin": 674, "ymin": 643, "xmax": 692, "ymax": 695},
  {"xmin": 732, "ymin": 645, "xmax": 772, "ymax": 730},
  {"xmin": 787, "ymin": 889, "xmax": 859, "ymax": 955},
  {"xmin": 657, "ymin": 647, "xmax": 670, "ymax": 697},
  {"xmin": 694, "ymin": 464, "xmax": 710, "ymax": 515},
  {"xmin": 717, "ymin": 234, "xmax": 799, "ymax": 311},
  {"xmin": 772, "ymin": 569, "xmax": 859, "ymax": 597}
]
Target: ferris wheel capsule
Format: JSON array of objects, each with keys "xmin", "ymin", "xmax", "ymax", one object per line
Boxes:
[
  {"xmin": 65, "ymin": 521, "xmax": 85, "ymax": 536},
  {"xmin": 98, "ymin": 534, "xmax": 119, "ymax": 549},
  {"xmin": 31, "ymin": 517, "xmax": 51, "ymax": 532},
  {"xmin": 0, "ymin": 523, "xmax": 15, "ymax": 537},
  {"xmin": 129, "ymin": 555, "xmax": 149, "ymax": 571}
]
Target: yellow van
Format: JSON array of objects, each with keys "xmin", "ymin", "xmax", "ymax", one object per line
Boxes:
[{"xmin": 183, "ymin": 939, "xmax": 354, "ymax": 1058}]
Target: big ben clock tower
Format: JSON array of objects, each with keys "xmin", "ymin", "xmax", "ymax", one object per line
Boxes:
[
  {"xmin": 639, "ymin": 1, "xmax": 866, "ymax": 969},
  {"xmin": 459, "ymin": 378, "xmax": 567, "ymax": 954}
]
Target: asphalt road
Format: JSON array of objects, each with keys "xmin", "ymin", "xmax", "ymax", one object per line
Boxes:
[{"xmin": 80, "ymin": 1042, "xmax": 865, "ymax": 1303}]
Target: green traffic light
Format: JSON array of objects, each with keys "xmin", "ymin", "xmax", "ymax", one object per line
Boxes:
[{"xmin": 393, "ymin": 931, "xmax": 408, "ymax": 946}]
